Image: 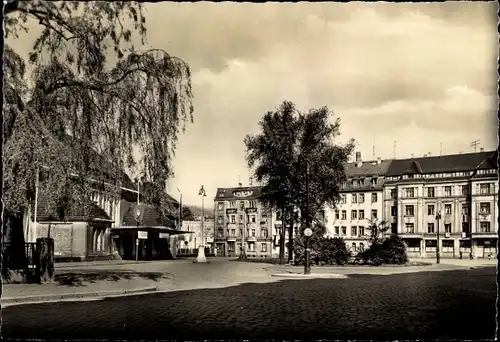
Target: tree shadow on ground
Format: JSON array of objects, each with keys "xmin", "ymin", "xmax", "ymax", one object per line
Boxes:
[{"xmin": 54, "ymin": 270, "xmax": 170, "ymax": 287}]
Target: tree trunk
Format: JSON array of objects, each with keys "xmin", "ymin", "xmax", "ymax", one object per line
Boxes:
[
  {"xmin": 287, "ymin": 208, "xmax": 294, "ymax": 263},
  {"xmin": 279, "ymin": 205, "xmax": 286, "ymax": 265},
  {"xmin": 36, "ymin": 237, "xmax": 55, "ymax": 283}
]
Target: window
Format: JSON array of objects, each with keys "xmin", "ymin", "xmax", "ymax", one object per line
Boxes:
[
  {"xmin": 371, "ymin": 209, "xmax": 378, "ymax": 219},
  {"xmin": 239, "ymin": 214, "xmax": 244, "ymax": 222},
  {"xmin": 462, "ymin": 222, "xmax": 470, "ymax": 234},
  {"xmin": 427, "ymin": 187, "xmax": 435, "ymax": 198},
  {"xmin": 425, "ymin": 240, "xmax": 437, "ymax": 252},
  {"xmin": 217, "ymin": 202, "xmax": 224, "ymax": 211},
  {"xmin": 217, "ymin": 216, "xmax": 223, "ymax": 224},
  {"xmin": 442, "ymin": 240, "xmax": 454, "ymax": 253},
  {"xmin": 230, "ymin": 201, "xmax": 236, "ymax": 208},
  {"xmin": 335, "ymin": 210, "xmax": 340, "ymax": 219},
  {"xmin": 480, "ymin": 184, "xmax": 491, "ymax": 195},
  {"xmin": 248, "ymin": 243, "xmax": 255, "ymax": 252},
  {"xmin": 351, "ymin": 226, "xmax": 357, "ymax": 236},
  {"xmin": 358, "ymin": 226, "xmax": 365, "ymax": 237},
  {"xmin": 405, "ymin": 223, "xmax": 415, "ymax": 233},
  {"xmin": 352, "ymin": 194, "xmax": 357, "ymax": 203},
  {"xmin": 359, "ymin": 243, "xmax": 365, "ymax": 252},
  {"xmin": 427, "ymin": 223, "xmax": 435, "ymax": 233},
  {"xmin": 341, "ymin": 210, "xmax": 347, "ymax": 220},
  {"xmin": 217, "ymin": 228, "xmax": 224, "ymax": 237},
  {"xmin": 405, "ymin": 188, "xmax": 415, "ymax": 198},
  {"xmin": 405, "ymin": 205, "xmax": 415, "ymax": 216},
  {"xmin": 444, "ymin": 204, "xmax": 452, "ymax": 215},
  {"xmin": 261, "ymin": 243, "xmax": 267, "ymax": 252},
  {"xmin": 406, "ymin": 240, "xmax": 420, "ymax": 252},
  {"xmin": 230, "ymin": 229, "xmax": 236, "ymax": 236},
  {"xmin": 444, "ymin": 186, "xmax": 452, "ymax": 197},
  {"xmin": 251, "ymin": 228, "xmax": 256, "ymax": 237},
  {"xmin": 480, "ymin": 202, "xmax": 491, "ymax": 215},
  {"xmin": 371, "ymin": 178, "xmax": 377, "ymax": 187},
  {"xmin": 461, "ymin": 203, "xmax": 469, "ymax": 215},
  {"xmin": 359, "ymin": 210, "xmax": 365, "ymax": 220},
  {"xmin": 341, "ymin": 195, "xmax": 346, "ymax": 204},
  {"xmin": 228, "ymin": 243, "xmax": 235, "ymax": 252},
  {"xmin": 391, "ymin": 223, "xmax": 397, "ymax": 234},
  {"xmin": 371, "ymin": 193, "xmax": 377, "ymax": 203},
  {"xmin": 239, "ymin": 201, "xmax": 245, "ymax": 209},
  {"xmin": 341, "ymin": 226, "xmax": 347, "ymax": 236},
  {"xmin": 251, "ymin": 216, "xmax": 256, "ymax": 223},
  {"xmin": 334, "ymin": 226, "xmax": 340, "ymax": 235},
  {"xmin": 359, "ymin": 194, "xmax": 365, "ymax": 203},
  {"xmin": 391, "ymin": 206, "xmax": 397, "ymax": 217},
  {"xmin": 390, "ymin": 189, "xmax": 397, "ymax": 199},
  {"xmin": 294, "ymin": 227, "xmax": 298, "ymax": 236},
  {"xmin": 461, "ymin": 185, "xmax": 470, "ymax": 196},
  {"xmin": 261, "ymin": 229, "xmax": 268, "ymax": 238},
  {"xmin": 427, "ymin": 205, "xmax": 435, "ymax": 216},
  {"xmin": 351, "ymin": 243, "xmax": 357, "ymax": 252},
  {"xmin": 230, "ymin": 215, "xmax": 236, "ymax": 223},
  {"xmin": 444, "ymin": 224, "xmax": 451, "ymax": 233},
  {"xmin": 249, "ymin": 200, "xmax": 257, "ymax": 208},
  {"xmin": 480, "ymin": 222, "xmax": 491, "ymax": 233},
  {"xmin": 351, "ymin": 210, "xmax": 357, "ymax": 220}
]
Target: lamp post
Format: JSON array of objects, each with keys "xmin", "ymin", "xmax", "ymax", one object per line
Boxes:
[
  {"xmin": 177, "ymin": 188, "xmax": 183, "ymax": 229},
  {"xmin": 436, "ymin": 210, "xmax": 441, "ymax": 264},
  {"xmin": 135, "ymin": 207, "xmax": 141, "ymax": 262},
  {"xmin": 196, "ymin": 185, "xmax": 207, "ymax": 263},
  {"xmin": 304, "ymin": 161, "xmax": 312, "ymax": 275}
]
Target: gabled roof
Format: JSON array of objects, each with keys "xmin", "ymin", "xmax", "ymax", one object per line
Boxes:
[
  {"xmin": 345, "ymin": 159, "xmax": 393, "ymax": 178},
  {"xmin": 385, "ymin": 150, "xmax": 498, "ymax": 177},
  {"xmin": 36, "ymin": 195, "xmax": 112, "ymax": 222},
  {"xmin": 121, "ymin": 203, "xmax": 176, "ymax": 228},
  {"xmin": 214, "ymin": 186, "xmax": 263, "ymax": 200}
]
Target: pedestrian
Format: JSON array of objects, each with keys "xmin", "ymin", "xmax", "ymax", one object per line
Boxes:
[
  {"xmin": 214, "ymin": 246, "xmax": 218, "ymax": 257},
  {"xmin": 459, "ymin": 251, "xmax": 463, "ymax": 260},
  {"xmin": 488, "ymin": 253, "xmax": 491, "ymax": 260}
]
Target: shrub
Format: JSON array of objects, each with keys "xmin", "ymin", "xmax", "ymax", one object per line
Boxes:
[
  {"xmin": 294, "ymin": 236, "xmax": 351, "ymax": 266},
  {"xmin": 359, "ymin": 235, "xmax": 408, "ymax": 265}
]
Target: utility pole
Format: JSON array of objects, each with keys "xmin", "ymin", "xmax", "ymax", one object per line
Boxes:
[
  {"xmin": 372, "ymin": 133, "xmax": 376, "ymax": 161},
  {"xmin": 470, "ymin": 140, "xmax": 480, "ymax": 153},
  {"xmin": 393, "ymin": 141, "xmax": 397, "ymax": 159}
]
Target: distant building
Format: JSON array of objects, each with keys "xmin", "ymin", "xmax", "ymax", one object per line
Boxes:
[
  {"xmin": 214, "ymin": 186, "xmax": 273, "ymax": 257},
  {"xmin": 326, "ymin": 152, "xmax": 392, "ymax": 255},
  {"xmin": 172, "ymin": 219, "xmax": 214, "ymax": 252},
  {"xmin": 384, "ymin": 150, "xmax": 498, "ymax": 259}
]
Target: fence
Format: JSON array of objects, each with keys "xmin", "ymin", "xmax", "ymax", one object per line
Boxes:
[{"xmin": 2, "ymin": 242, "xmax": 38, "ymax": 271}]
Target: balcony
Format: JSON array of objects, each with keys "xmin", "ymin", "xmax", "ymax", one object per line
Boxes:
[
  {"xmin": 226, "ymin": 208, "xmax": 237, "ymax": 215},
  {"xmin": 472, "ymin": 232, "xmax": 497, "ymax": 239},
  {"xmin": 226, "ymin": 236, "xmax": 238, "ymax": 242},
  {"xmin": 246, "ymin": 236, "xmax": 257, "ymax": 242}
]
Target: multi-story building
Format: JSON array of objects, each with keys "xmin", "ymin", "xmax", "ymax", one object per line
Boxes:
[
  {"xmin": 384, "ymin": 150, "xmax": 498, "ymax": 259},
  {"xmin": 173, "ymin": 219, "xmax": 215, "ymax": 251},
  {"xmin": 213, "ymin": 186, "xmax": 273, "ymax": 257},
  {"xmin": 326, "ymin": 152, "xmax": 393, "ymax": 254}
]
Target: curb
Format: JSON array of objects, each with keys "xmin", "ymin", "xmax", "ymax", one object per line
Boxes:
[
  {"xmin": 272, "ymin": 273, "xmax": 349, "ymax": 279},
  {"xmin": 1, "ymin": 286, "xmax": 158, "ymax": 305},
  {"xmin": 55, "ymin": 261, "xmax": 153, "ymax": 269}
]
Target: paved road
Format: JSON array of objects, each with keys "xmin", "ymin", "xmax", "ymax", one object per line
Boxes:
[{"xmin": 2, "ymin": 266, "xmax": 496, "ymax": 340}]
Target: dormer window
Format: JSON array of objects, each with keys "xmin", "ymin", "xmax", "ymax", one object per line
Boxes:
[{"xmin": 371, "ymin": 178, "xmax": 377, "ymax": 186}]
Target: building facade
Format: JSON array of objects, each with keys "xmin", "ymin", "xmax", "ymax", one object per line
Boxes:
[
  {"xmin": 214, "ymin": 186, "xmax": 273, "ymax": 257},
  {"xmin": 383, "ymin": 150, "xmax": 498, "ymax": 259},
  {"xmin": 325, "ymin": 152, "xmax": 392, "ymax": 254}
]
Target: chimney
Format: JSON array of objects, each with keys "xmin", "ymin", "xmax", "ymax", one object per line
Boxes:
[
  {"xmin": 480, "ymin": 148, "xmax": 484, "ymax": 152},
  {"xmin": 377, "ymin": 157, "xmax": 382, "ymax": 165},
  {"xmin": 355, "ymin": 151, "xmax": 362, "ymax": 167},
  {"xmin": 238, "ymin": 182, "xmax": 242, "ymax": 187},
  {"xmin": 427, "ymin": 152, "xmax": 431, "ymax": 157}
]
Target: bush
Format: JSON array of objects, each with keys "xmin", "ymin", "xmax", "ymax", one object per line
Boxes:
[
  {"xmin": 359, "ymin": 235, "xmax": 408, "ymax": 265},
  {"xmin": 294, "ymin": 236, "xmax": 351, "ymax": 266}
]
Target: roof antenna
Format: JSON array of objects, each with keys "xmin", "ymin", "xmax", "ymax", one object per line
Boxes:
[{"xmin": 372, "ymin": 133, "xmax": 376, "ymax": 161}]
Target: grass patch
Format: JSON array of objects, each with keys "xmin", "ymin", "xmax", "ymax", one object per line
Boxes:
[{"xmin": 231, "ymin": 257, "xmax": 283, "ymax": 265}]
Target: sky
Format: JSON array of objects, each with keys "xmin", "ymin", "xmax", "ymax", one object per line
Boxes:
[{"xmin": 9, "ymin": 2, "xmax": 499, "ymax": 207}]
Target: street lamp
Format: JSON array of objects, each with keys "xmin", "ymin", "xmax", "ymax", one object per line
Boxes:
[
  {"xmin": 177, "ymin": 188, "xmax": 183, "ymax": 229},
  {"xmin": 196, "ymin": 185, "xmax": 208, "ymax": 263},
  {"xmin": 436, "ymin": 210, "xmax": 441, "ymax": 264},
  {"xmin": 135, "ymin": 207, "xmax": 141, "ymax": 262},
  {"xmin": 304, "ymin": 227, "xmax": 312, "ymax": 274}
]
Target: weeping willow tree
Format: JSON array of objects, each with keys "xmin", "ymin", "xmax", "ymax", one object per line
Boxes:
[{"xmin": 3, "ymin": 1, "xmax": 193, "ymax": 240}]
